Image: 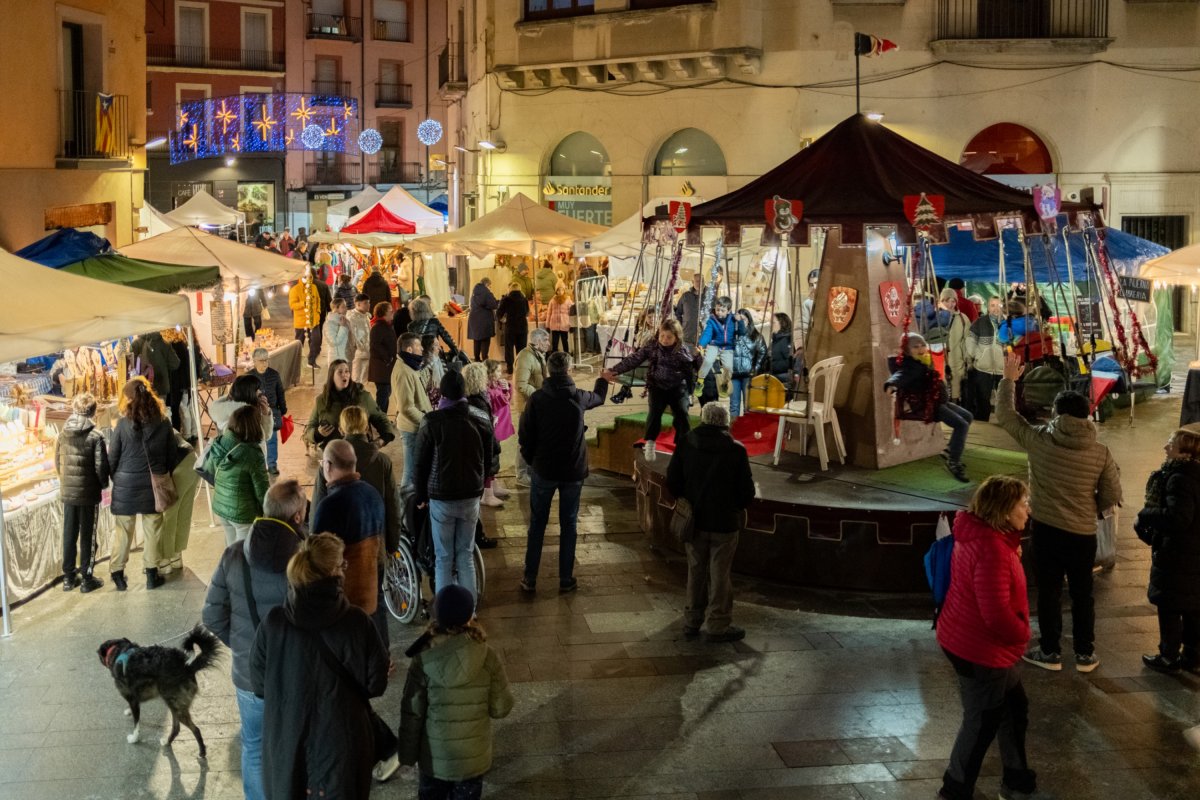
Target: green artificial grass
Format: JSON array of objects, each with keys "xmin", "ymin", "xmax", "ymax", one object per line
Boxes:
[{"xmin": 866, "ymin": 446, "xmax": 1028, "ymax": 493}]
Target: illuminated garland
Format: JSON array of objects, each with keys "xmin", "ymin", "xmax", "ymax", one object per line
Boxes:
[{"xmin": 1089, "ymin": 227, "xmax": 1157, "ymax": 378}]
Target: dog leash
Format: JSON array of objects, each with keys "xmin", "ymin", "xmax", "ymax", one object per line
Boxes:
[{"xmin": 149, "ymin": 623, "xmax": 201, "ymax": 648}]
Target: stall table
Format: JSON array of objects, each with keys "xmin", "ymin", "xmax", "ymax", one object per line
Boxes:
[
  {"xmin": 237, "ymin": 338, "xmax": 303, "ymax": 388},
  {"xmin": 437, "ymin": 314, "xmax": 497, "ymax": 359}
]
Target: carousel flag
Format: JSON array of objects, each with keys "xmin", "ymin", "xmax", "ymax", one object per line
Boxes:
[
  {"xmin": 904, "ymin": 193, "xmax": 944, "ymax": 232},
  {"xmin": 94, "ymin": 92, "xmax": 116, "ymax": 155},
  {"xmin": 764, "ymin": 196, "xmax": 803, "ymax": 236},
  {"xmin": 854, "ymin": 33, "xmax": 898, "ymax": 57},
  {"xmin": 668, "ymin": 201, "xmax": 691, "ymax": 234},
  {"xmin": 828, "ymin": 286, "xmax": 858, "ymax": 332},
  {"xmin": 1033, "ymin": 183, "xmax": 1061, "ymax": 222},
  {"xmin": 879, "ymin": 281, "xmax": 904, "ymax": 327}
]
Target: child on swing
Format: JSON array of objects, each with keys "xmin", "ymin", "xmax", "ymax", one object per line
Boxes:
[
  {"xmin": 602, "ymin": 318, "xmax": 702, "ymax": 462},
  {"xmin": 884, "ymin": 332, "xmax": 974, "ymax": 483},
  {"xmin": 695, "ymin": 296, "xmax": 744, "ymax": 397}
]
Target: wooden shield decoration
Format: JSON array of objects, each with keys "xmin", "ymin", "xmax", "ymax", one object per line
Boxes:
[
  {"xmin": 668, "ymin": 201, "xmax": 691, "ymax": 233},
  {"xmin": 828, "ymin": 286, "xmax": 858, "ymax": 332},
  {"xmin": 1033, "ymin": 183, "xmax": 1061, "ymax": 222},
  {"xmin": 764, "ymin": 196, "xmax": 803, "ymax": 235},
  {"xmin": 879, "ymin": 281, "xmax": 904, "ymax": 327},
  {"xmin": 903, "ymin": 193, "xmax": 945, "ymax": 230}
]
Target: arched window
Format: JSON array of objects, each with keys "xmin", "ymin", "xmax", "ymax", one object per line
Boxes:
[
  {"xmin": 548, "ymin": 132, "xmax": 610, "ymax": 177},
  {"xmin": 960, "ymin": 123, "xmax": 1053, "ymax": 175},
  {"xmin": 653, "ymin": 128, "xmax": 727, "ymax": 176}
]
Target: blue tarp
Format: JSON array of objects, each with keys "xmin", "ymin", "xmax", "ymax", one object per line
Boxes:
[
  {"xmin": 930, "ymin": 225, "xmax": 1169, "ymax": 283},
  {"xmin": 15, "ymin": 228, "xmax": 110, "ymax": 268}
]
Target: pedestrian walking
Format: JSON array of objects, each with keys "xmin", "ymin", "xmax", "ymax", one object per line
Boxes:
[
  {"xmin": 468, "ymin": 277, "xmax": 499, "ymax": 362},
  {"xmin": 211, "ymin": 405, "xmax": 270, "ymax": 546},
  {"xmin": 398, "ymin": 585, "xmax": 514, "ymax": 799},
  {"xmin": 243, "ymin": 289, "xmax": 265, "ymax": 341},
  {"xmin": 496, "ymin": 282, "xmax": 530, "ymax": 374},
  {"xmin": 369, "ymin": 302, "xmax": 398, "ymax": 414},
  {"xmin": 1136, "ymin": 428, "xmax": 1200, "ymax": 674},
  {"xmin": 410, "ymin": 297, "xmax": 462, "ymax": 362},
  {"xmin": 251, "ymin": 348, "xmax": 287, "ymax": 476},
  {"xmin": 334, "ymin": 273, "xmax": 357, "ymax": 308},
  {"xmin": 547, "ymin": 287, "xmax": 572, "ymax": 353},
  {"xmin": 289, "ymin": 269, "xmax": 322, "ymax": 369},
  {"xmin": 250, "ymin": 533, "xmax": 390, "ymax": 800},
  {"xmin": 306, "ymin": 360, "xmax": 397, "ymax": 448},
  {"xmin": 997, "ymin": 352, "xmax": 1122, "ymax": 673},
  {"xmin": 55, "ymin": 392, "xmax": 109, "ymax": 593},
  {"xmin": 362, "ymin": 265, "xmax": 391, "ymax": 310},
  {"xmin": 935, "ymin": 475, "xmax": 1049, "ymax": 800},
  {"xmin": 203, "ymin": 479, "xmax": 305, "ymax": 800},
  {"xmin": 519, "ymin": 351, "xmax": 607, "ymax": 594},
  {"xmin": 323, "ymin": 297, "xmax": 351, "ymax": 366},
  {"xmin": 665, "ymin": 402, "xmax": 756, "ymax": 643}
]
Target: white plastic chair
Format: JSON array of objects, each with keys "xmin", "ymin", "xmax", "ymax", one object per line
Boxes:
[{"xmin": 770, "ymin": 355, "xmax": 847, "ymax": 470}]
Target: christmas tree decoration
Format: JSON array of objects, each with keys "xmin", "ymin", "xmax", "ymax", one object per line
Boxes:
[
  {"xmin": 301, "ymin": 124, "xmax": 325, "ymax": 150},
  {"xmin": 358, "ymin": 128, "xmax": 383, "ymax": 155},
  {"xmin": 903, "ymin": 193, "xmax": 945, "ymax": 232},
  {"xmin": 417, "ymin": 119, "xmax": 443, "ymax": 146}
]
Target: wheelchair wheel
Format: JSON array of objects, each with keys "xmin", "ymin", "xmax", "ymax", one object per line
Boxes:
[
  {"xmin": 473, "ymin": 543, "xmax": 486, "ymax": 600},
  {"xmin": 384, "ymin": 541, "xmax": 422, "ymax": 624}
]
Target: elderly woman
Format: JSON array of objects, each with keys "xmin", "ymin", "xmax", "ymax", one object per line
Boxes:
[
  {"xmin": 306, "ymin": 359, "xmax": 397, "ymax": 448},
  {"xmin": 935, "ymin": 475, "xmax": 1042, "ymax": 800},
  {"xmin": 409, "ymin": 296, "xmax": 461, "ymax": 360},
  {"xmin": 1137, "ymin": 428, "xmax": 1200, "ymax": 674},
  {"xmin": 108, "ymin": 377, "xmax": 178, "ymax": 591},
  {"xmin": 467, "ymin": 277, "xmax": 500, "ymax": 363}
]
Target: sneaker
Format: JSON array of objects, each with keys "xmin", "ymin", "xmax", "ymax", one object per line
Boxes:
[
  {"xmin": 269, "ymin": 466, "xmax": 280, "ymax": 477},
  {"xmin": 491, "ymin": 480, "xmax": 511, "ymax": 499},
  {"xmin": 78, "ymin": 575, "xmax": 104, "ymax": 594},
  {"xmin": 519, "ymin": 578, "xmax": 536, "ymax": 593},
  {"xmin": 62, "ymin": 573, "xmax": 79, "ymax": 592},
  {"xmin": 682, "ymin": 626, "xmax": 701, "ymax": 640},
  {"xmin": 1022, "ymin": 647, "xmax": 1063, "ymax": 671},
  {"xmin": 705, "ymin": 626, "xmax": 746, "ymax": 643},
  {"xmin": 1142, "ymin": 654, "xmax": 1181, "ymax": 674},
  {"xmin": 372, "ymin": 753, "xmax": 400, "ymax": 782},
  {"xmin": 999, "ymin": 784, "xmax": 1057, "ymax": 800},
  {"xmin": 946, "ymin": 460, "xmax": 970, "ymax": 483},
  {"xmin": 643, "ymin": 440, "xmax": 657, "ymax": 463},
  {"xmin": 1074, "ymin": 653, "xmax": 1100, "ymax": 673},
  {"xmin": 558, "ymin": 578, "xmax": 578, "ymax": 594}
]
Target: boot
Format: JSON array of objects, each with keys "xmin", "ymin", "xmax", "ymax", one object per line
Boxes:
[
  {"xmin": 481, "ymin": 486, "xmax": 504, "ymax": 507},
  {"xmin": 62, "ymin": 570, "xmax": 79, "ymax": 592},
  {"xmin": 111, "ymin": 570, "xmax": 128, "ymax": 592},
  {"xmin": 145, "ymin": 568, "xmax": 165, "ymax": 590},
  {"xmin": 491, "ymin": 478, "xmax": 511, "ymax": 499}
]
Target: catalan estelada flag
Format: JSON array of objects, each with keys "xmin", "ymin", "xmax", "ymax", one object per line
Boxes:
[{"xmin": 94, "ymin": 92, "xmax": 115, "ymax": 155}]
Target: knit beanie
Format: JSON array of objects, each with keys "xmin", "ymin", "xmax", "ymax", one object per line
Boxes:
[
  {"xmin": 432, "ymin": 585, "xmax": 474, "ymax": 628},
  {"xmin": 439, "ymin": 370, "xmax": 466, "ymax": 401}
]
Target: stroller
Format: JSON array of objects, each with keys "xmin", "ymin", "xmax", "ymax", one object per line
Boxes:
[{"xmin": 382, "ymin": 487, "xmax": 488, "ymax": 624}]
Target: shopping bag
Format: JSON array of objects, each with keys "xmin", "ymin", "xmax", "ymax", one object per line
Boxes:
[
  {"xmin": 280, "ymin": 414, "xmax": 295, "ymax": 444},
  {"xmin": 1095, "ymin": 506, "xmax": 1118, "ymax": 568},
  {"xmin": 261, "ymin": 306, "xmax": 271, "ymax": 321}
]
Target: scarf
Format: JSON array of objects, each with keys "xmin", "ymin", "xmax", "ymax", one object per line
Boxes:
[
  {"xmin": 437, "ymin": 397, "xmax": 467, "ymax": 411},
  {"xmin": 399, "ymin": 350, "xmax": 424, "ymax": 370}
]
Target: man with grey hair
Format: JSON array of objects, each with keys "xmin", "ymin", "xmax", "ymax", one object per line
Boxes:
[
  {"xmin": 513, "ymin": 327, "xmax": 551, "ymax": 484},
  {"xmin": 203, "ymin": 478, "xmax": 305, "ymax": 800},
  {"xmin": 666, "ymin": 401, "xmax": 756, "ymax": 643}
]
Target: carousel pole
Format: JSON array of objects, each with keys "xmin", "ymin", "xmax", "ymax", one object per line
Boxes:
[
  {"xmin": 0, "ymin": 476, "xmax": 12, "ymax": 636},
  {"xmin": 186, "ymin": 326, "xmax": 215, "ymax": 526}
]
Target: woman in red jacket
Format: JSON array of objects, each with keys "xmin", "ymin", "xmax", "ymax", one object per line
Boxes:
[{"xmin": 935, "ymin": 475, "xmax": 1047, "ymax": 800}]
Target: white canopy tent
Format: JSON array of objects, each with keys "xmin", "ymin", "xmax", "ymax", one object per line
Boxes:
[
  {"xmin": 409, "ymin": 193, "xmax": 606, "ymax": 259},
  {"xmin": 0, "ymin": 248, "xmax": 193, "ymax": 636},
  {"xmin": 138, "ymin": 203, "xmax": 181, "ymax": 240},
  {"xmin": 164, "ymin": 189, "xmax": 246, "ymax": 229},
  {"xmin": 346, "ymin": 185, "xmax": 445, "ymax": 234},
  {"xmin": 574, "ymin": 197, "xmax": 704, "ymax": 261},
  {"xmin": 324, "ymin": 186, "xmax": 385, "ymax": 232},
  {"xmin": 308, "ymin": 230, "xmax": 411, "ymax": 249},
  {"xmin": 1140, "ymin": 243, "xmax": 1200, "ymax": 361}
]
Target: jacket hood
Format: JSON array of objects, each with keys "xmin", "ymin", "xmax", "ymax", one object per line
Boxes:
[
  {"xmin": 63, "ymin": 415, "xmax": 96, "ymax": 435},
  {"xmin": 246, "ymin": 518, "xmax": 302, "ymax": 573},
  {"xmin": 952, "ymin": 510, "xmax": 1021, "ymax": 551},
  {"xmin": 285, "ymin": 576, "xmax": 351, "ymax": 630},
  {"xmin": 419, "ymin": 634, "xmax": 488, "ymax": 688},
  {"xmin": 1162, "ymin": 458, "xmax": 1200, "ymax": 481},
  {"xmin": 1045, "ymin": 413, "xmax": 1097, "ymax": 450},
  {"xmin": 345, "ymin": 434, "xmax": 379, "ymax": 467},
  {"xmin": 218, "ymin": 439, "xmax": 260, "ymax": 469},
  {"xmin": 542, "ymin": 374, "xmax": 577, "ymax": 397},
  {"xmin": 688, "ymin": 424, "xmax": 738, "ymax": 453}
]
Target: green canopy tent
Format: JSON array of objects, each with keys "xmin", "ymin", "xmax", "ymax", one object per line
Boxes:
[{"xmin": 59, "ymin": 253, "xmax": 220, "ymax": 293}]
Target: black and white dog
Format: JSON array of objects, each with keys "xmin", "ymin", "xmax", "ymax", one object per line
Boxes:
[{"xmin": 97, "ymin": 623, "xmax": 223, "ymax": 758}]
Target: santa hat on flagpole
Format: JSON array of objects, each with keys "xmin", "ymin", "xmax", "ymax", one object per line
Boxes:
[{"xmin": 854, "ymin": 32, "xmax": 898, "ymax": 57}]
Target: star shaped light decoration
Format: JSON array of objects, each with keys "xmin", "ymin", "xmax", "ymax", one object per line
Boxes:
[
  {"xmin": 215, "ymin": 100, "xmax": 236, "ymax": 135},
  {"xmin": 324, "ymin": 116, "xmax": 340, "ymax": 138},
  {"xmin": 290, "ymin": 96, "xmax": 314, "ymax": 126},
  {"xmin": 252, "ymin": 102, "xmax": 277, "ymax": 140},
  {"xmin": 285, "ymin": 128, "xmax": 295, "ymax": 147},
  {"xmin": 230, "ymin": 133, "xmax": 240, "ymax": 152},
  {"xmin": 343, "ymin": 101, "xmax": 354, "ymax": 121},
  {"xmin": 182, "ymin": 124, "xmax": 199, "ymax": 153},
  {"xmin": 177, "ymin": 107, "xmax": 189, "ymax": 128}
]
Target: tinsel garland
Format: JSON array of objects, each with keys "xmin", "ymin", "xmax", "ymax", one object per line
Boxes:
[
  {"xmin": 1090, "ymin": 227, "xmax": 1157, "ymax": 378},
  {"xmin": 892, "ymin": 236, "xmax": 941, "ymax": 440},
  {"xmin": 700, "ymin": 238, "xmax": 724, "ymax": 324},
  {"xmin": 659, "ymin": 239, "xmax": 685, "ymax": 322}
]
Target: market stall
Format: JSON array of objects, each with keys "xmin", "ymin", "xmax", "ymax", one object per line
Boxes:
[
  {"xmin": 345, "ymin": 184, "xmax": 445, "ymax": 234},
  {"xmin": 15, "ymin": 228, "xmax": 109, "ymax": 267},
  {"xmin": 324, "ymin": 186, "xmax": 385, "ymax": 232},
  {"xmin": 139, "ymin": 203, "xmax": 181, "ymax": 239},
  {"xmin": 0, "ymin": 248, "xmax": 191, "ymax": 633},
  {"xmin": 164, "ymin": 188, "xmax": 246, "ymax": 240}
]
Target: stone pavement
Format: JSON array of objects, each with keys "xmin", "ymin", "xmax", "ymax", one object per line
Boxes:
[{"xmin": 2, "ymin": 358, "xmax": 1199, "ymax": 800}]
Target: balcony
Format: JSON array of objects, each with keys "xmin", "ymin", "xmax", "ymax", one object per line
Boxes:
[
  {"xmin": 375, "ymin": 83, "xmax": 413, "ymax": 108},
  {"xmin": 305, "ymin": 161, "xmax": 363, "ymax": 186},
  {"xmin": 438, "ymin": 46, "xmax": 467, "ymax": 98},
  {"xmin": 932, "ymin": 0, "xmax": 1112, "ymax": 55},
  {"xmin": 146, "ymin": 43, "xmax": 284, "ymax": 72},
  {"xmin": 57, "ymin": 91, "xmax": 130, "ymax": 163},
  {"xmin": 371, "ymin": 161, "xmax": 423, "ymax": 185},
  {"xmin": 373, "ymin": 19, "xmax": 410, "ymax": 42},
  {"xmin": 312, "ymin": 80, "xmax": 352, "ymax": 99},
  {"xmin": 306, "ymin": 12, "xmax": 362, "ymax": 41}
]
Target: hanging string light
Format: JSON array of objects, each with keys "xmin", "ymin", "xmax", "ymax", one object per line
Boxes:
[
  {"xmin": 417, "ymin": 119, "xmax": 443, "ymax": 146},
  {"xmin": 358, "ymin": 128, "xmax": 383, "ymax": 155}
]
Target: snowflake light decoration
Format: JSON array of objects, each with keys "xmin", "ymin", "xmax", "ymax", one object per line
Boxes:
[
  {"xmin": 358, "ymin": 128, "xmax": 383, "ymax": 155},
  {"xmin": 301, "ymin": 124, "xmax": 325, "ymax": 150},
  {"xmin": 417, "ymin": 119, "xmax": 443, "ymax": 146}
]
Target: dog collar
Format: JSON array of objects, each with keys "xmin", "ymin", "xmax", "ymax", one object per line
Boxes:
[{"xmin": 103, "ymin": 644, "xmax": 120, "ymax": 669}]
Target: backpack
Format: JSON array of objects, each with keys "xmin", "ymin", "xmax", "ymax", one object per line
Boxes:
[{"xmin": 922, "ymin": 514, "xmax": 954, "ymax": 628}]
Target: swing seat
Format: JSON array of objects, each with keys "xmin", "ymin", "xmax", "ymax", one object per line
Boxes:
[
  {"xmin": 770, "ymin": 356, "xmax": 847, "ymax": 471},
  {"xmin": 748, "ymin": 374, "xmax": 787, "ymax": 412}
]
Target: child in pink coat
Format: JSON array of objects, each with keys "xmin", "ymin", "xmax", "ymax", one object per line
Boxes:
[{"xmin": 486, "ymin": 360, "xmax": 515, "ymax": 442}]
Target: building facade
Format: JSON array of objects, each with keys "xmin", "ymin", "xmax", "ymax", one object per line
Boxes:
[{"xmin": 0, "ymin": 1, "xmax": 147, "ymax": 251}]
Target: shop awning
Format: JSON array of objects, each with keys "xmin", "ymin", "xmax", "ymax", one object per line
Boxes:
[
  {"xmin": 0, "ymin": 248, "xmax": 190, "ymax": 362},
  {"xmin": 59, "ymin": 253, "xmax": 221, "ymax": 293},
  {"xmin": 164, "ymin": 188, "xmax": 246, "ymax": 227},
  {"xmin": 341, "ymin": 203, "xmax": 417, "ymax": 235},
  {"xmin": 14, "ymin": 228, "xmax": 110, "ymax": 268},
  {"xmin": 117, "ymin": 226, "xmax": 303, "ymax": 291},
  {"xmin": 409, "ymin": 193, "xmax": 606, "ymax": 258}
]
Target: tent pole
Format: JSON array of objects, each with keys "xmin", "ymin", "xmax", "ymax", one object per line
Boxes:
[
  {"xmin": 186, "ymin": 327, "xmax": 215, "ymax": 526},
  {"xmin": 0, "ymin": 476, "xmax": 12, "ymax": 637}
]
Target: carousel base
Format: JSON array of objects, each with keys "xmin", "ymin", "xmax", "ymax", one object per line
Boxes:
[{"xmin": 628, "ymin": 423, "xmax": 1029, "ymax": 593}]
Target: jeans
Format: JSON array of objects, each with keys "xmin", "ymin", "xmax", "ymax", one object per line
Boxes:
[
  {"xmin": 419, "ymin": 772, "xmax": 483, "ymax": 800},
  {"xmin": 940, "ymin": 649, "xmax": 1035, "ymax": 800},
  {"xmin": 1157, "ymin": 605, "xmax": 1200, "ymax": 664},
  {"xmin": 1032, "ymin": 519, "xmax": 1097, "ymax": 656},
  {"xmin": 235, "ymin": 688, "xmax": 265, "ymax": 800},
  {"xmin": 265, "ymin": 429, "xmax": 278, "ymax": 470},
  {"xmin": 375, "ymin": 380, "xmax": 392, "ymax": 414},
  {"xmin": 429, "ymin": 498, "xmax": 480, "ymax": 601},
  {"xmin": 730, "ymin": 376, "xmax": 750, "ymax": 419},
  {"xmin": 935, "ymin": 402, "xmax": 973, "ymax": 463},
  {"xmin": 684, "ymin": 530, "xmax": 739, "ymax": 633},
  {"xmin": 645, "ymin": 385, "xmax": 690, "ymax": 442},
  {"xmin": 472, "ymin": 337, "xmax": 491, "ymax": 362},
  {"xmin": 965, "ymin": 369, "xmax": 1002, "ymax": 422},
  {"xmin": 698, "ymin": 346, "xmax": 734, "ymax": 383},
  {"xmin": 308, "ymin": 324, "xmax": 324, "ymax": 366},
  {"xmin": 524, "ymin": 473, "xmax": 582, "ymax": 587},
  {"xmin": 62, "ymin": 503, "xmax": 98, "ymax": 575},
  {"xmin": 504, "ymin": 331, "xmax": 527, "ymax": 374},
  {"xmin": 400, "ymin": 431, "xmax": 418, "ymax": 489}
]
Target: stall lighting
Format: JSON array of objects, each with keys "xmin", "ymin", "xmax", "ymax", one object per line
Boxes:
[
  {"xmin": 225, "ymin": 157, "xmax": 236, "ymax": 167},
  {"xmin": 479, "ymin": 139, "xmax": 505, "ymax": 152},
  {"xmin": 267, "ymin": 289, "xmax": 275, "ymax": 299},
  {"xmin": 675, "ymin": 147, "xmax": 688, "ymax": 154},
  {"xmin": 865, "ymin": 111, "xmax": 885, "ymax": 122},
  {"xmin": 146, "ymin": 137, "xmax": 167, "ymax": 149},
  {"xmin": 223, "ymin": 292, "xmax": 236, "ymax": 302}
]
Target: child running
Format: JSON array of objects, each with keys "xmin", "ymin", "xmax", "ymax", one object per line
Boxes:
[
  {"xmin": 602, "ymin": 318, "xmax": 702, "ymax": 462},
  {"xmin": 884, "ymin": 332, "xmax": 974, "ymax": 482},
  {"xmin": 696, "ymin": 296, "xmax": 744, "ymax": 395}
]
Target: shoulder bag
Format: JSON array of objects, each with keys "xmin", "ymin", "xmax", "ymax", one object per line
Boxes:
[
  {"xmin": 141, "ymin": 427, "xmax": 178, "ymax": 512},
  {"xmin": 669, "ymin": 496, "xmax": 696, "ymax": 544}
]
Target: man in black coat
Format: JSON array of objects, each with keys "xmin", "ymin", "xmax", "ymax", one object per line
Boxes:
[
  {"xmin": 518, "ymin": 351, "xmax": 607, "ymax": 593},
  {"xmin": 496, "ymin": 282, "xmax": 530, "ymax": 374},
  {"xmin": 362, "ymin": 266, "xmax": 391, "ymax": 310},
  {"xmin": 666, "ymin": 402, "xmax": 756, "ymax": 643}
]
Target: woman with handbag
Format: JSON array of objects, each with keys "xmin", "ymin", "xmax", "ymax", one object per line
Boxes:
[
  {"xmin": 250, "ymin": 532, "xmax": 390, "ymax": 800},
  {"xmin": 108, "ymin": 377, "xmax": 177, "ymax": 591}
]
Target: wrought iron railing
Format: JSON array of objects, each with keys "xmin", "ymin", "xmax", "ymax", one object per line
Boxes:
[
  {"xmin": 935, "ymin": 0, "xmax": 1108, "ymax": 40},
  {"xmin": 146, "ymin": 43, "xmax": 284, "ymax": 71},
  {"xmin": 312, "ymin": 80, "xmax": 352, "ymax": 98},
  {"xmin": 372, "ymin": 161, "xmax": 423, "ymax": 185},
  {"xmin": 438, "ymin": 45, "xmax": 467, "ymax": 87},
  {"xmin": 306, "ymin": 13, "xmax": 362, "ymax": 40},
  {"xmin": 375, "ymin": 83, "xmax": 413, "ymax": 107},
  {"xmin": 373, "ymin": 18, "xmax": 410, "ymax": 42},
  {"xmin": 305, "ymin": 161, "xmax": 362, "ymax": 186},
  {"xmin": 58, "ymin": 91, "xmax": 130, "ymax": 159}
]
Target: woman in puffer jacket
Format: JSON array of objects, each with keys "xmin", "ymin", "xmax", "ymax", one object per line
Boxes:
[
  {"xmin": 399, "ymin": 585, "xmax": 513, "ymax": 798},
  {"xmin": 55, "ymin": 392, "xmax": 109, "ymax": 593},
  {"xmin": 211, "ymin": 405, "xmax": 269, "ymax": 546},
  {"xmin": 935, "ymin": 475, "xmax": 1045, "ymax": 800},
  {"xmin": 730, "ymin": 307, "xmax": 766, "ymax": 420}
]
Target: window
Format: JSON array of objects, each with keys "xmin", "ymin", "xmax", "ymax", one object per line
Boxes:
[
  {"xmin": 1121, "ymin": 216, "xmax": 1188, "ymax": 251},
  {"xmin": 315, "ymin": 57, "xmax": 341, "ymax": 96},
  {"xmin": 653, "ymin": 128, "xmax": 726, "ymax": 176},
  {"xmin": 960, "ymin": 123, "xmax": 1052, "ymax": 175},
  {"xmin": 177, "ymin": 4, "xmax": 208, "ymax": 66},
  {"xmin": 549, "ymin": 132, "xmax": 610, "ymax": 177},
  {"xmin": 524, "ymin": 0, "xmax": 594, "ymax": 22},
  {"xmin": 374, "ymin": 0, "xmax": 410, "ymax": 41},
  {"xmin": 379, "ymin": 120, "xmax": 404, "ymax": 182},
  {"xmin": 629, "ymin": 0, "xmax": 711, "ymax": 9},
  {"xmin": 242, "ymin": 10, "xmax": 269, "ymax": 66}
]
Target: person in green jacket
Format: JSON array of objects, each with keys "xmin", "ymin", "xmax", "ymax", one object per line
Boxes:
[
  {"xmin": 213, "ymin": 405, "xmax": 269, "ymax": 546},
  {"xmin": 398, "ymin": 585, "xmax": 513, "ymax": 795},
  {"xmin": 305, "ymin": 359, "xmax": 398, "ymax": 448}
]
